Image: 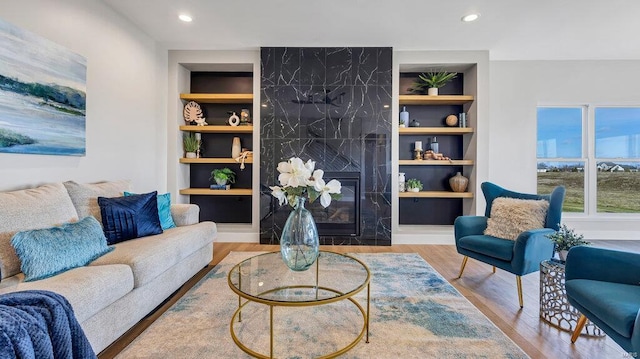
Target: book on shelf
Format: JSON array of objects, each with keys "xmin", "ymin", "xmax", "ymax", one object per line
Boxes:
[{"xmin": 209, "ymin": 184, "xmax": 231, "ymax": 190}]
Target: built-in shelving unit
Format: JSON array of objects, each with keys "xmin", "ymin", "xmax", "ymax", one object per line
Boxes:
[
  {"xmin": 397, "ymin": 71, "xmax": 476, "ymax": 226},
  {"xmin": 398, "ymin": 159, "xmax": 473, "ymax": 166},
  {"xmin": 179, "ymin": 157, "xmax": 253, "ymax": 164},
  {"xmin": 399, "ymin": 127, "xmax": 473, "ymax": 135},
  {"xmin": 399, "ymin": 94, "xmax": 474, "ymax": 105},
  {"xmin": 179, "ymin": 188, "xmax": 252, "ymax": 196},
  {"xmin": 399, "ymin": 191, "xmax": 474, "ymax": 199},
  {"xmin": 178, "ymin": 71, "xmax": 254, "ymax": 224},
  {"xmin": 180, "ymin": 93, "xmax": 253, "ymax": 103},
  {"xmin": 180, "ymin": 125, "xmax": 253, "ymax": 133}
]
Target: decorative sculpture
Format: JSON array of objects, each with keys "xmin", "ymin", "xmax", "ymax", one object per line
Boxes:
[{"xmin": 183, "ymin": 101, "xmax": 207, "ymax": 126}]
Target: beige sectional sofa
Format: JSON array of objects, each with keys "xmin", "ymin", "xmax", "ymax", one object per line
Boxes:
[{"xmin": 0, "ymin": 181, "xmax": 216, "ymax": 353}]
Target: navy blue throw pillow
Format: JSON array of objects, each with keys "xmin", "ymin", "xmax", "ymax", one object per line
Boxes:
[{"xmin": 98, "ymin": 191, "xmax": 163, "ymax": 244}]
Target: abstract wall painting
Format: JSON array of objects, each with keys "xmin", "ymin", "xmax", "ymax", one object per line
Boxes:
[{"xmin": 0, "ymin": 18, "xmax": 87, "ymax": 156}]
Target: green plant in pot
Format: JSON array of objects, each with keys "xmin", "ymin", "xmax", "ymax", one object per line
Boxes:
[
  {"xmin": 410, "ymin": 71, "xmax": 458, "ymax": 96},
  {"xmin": 546, "ymin": 224, "xmax": 590, "ymax": 262},
  {"xmin": 210, "ymin": 168, "xmax": 236, "ymax": 186},
  {"xmin": 406, "ymin": 178, "xmax": 423, "ymax": 192},
  {"xmin": 183, "ymin": 133, "xmax": 199, "ymax": 158}
]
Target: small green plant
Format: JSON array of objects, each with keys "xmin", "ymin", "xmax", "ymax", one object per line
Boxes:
[
  {"xmin": 406, "ymin": 178, "xmax": 423, "ymax": 191},
  {"xmin": 546, "ymin": 224, "xmax": 590, "ymax": 252},
  {"xmin": 183, "ymin": 133, "xmax": 199, "ymax": 153},
  {"xmin": 210, "ymin": 168, "xmax": 236, "ymax": 185},
  {"xmin": 411, "ymin": 71, "xmax": 458, "ymax": 92}
]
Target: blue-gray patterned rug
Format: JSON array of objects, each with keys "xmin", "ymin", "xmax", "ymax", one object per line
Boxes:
[{"xmin": 116, "ymin": 252, "xmax": 529, "ymax": 358}]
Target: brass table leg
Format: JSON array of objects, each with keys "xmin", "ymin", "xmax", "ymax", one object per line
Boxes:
[
  {"xmin": 366, "ymin": 282, "xmax": 370, "ymax": 343},
  {"xmin": 270, "ymin": 305, "xmax": 274, "ymax": 359}
]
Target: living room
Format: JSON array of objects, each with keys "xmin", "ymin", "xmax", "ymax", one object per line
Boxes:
[{"xmin": 1, "ymin": 1, "xmax": 639, "ymax": 358}]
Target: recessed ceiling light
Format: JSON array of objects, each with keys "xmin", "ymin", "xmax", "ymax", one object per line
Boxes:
[
  {"xmin": 179, "ymin": 14, "xmax": 193, "ymax": 22},
  {"xmin": 461, "ymin": 13, "xmax": 480, "ymax": 22}
]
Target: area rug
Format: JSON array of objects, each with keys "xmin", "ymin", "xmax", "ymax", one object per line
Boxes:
[{"xmin": 116, "ymin": 252, "xmax": 529, "ymax": 358}]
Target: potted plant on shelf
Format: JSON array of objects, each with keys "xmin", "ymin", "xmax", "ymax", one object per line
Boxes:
[
  {"xmin": 183, "ymin": 133, "xmax": 199, "ymax": 158},
  {"xmin": 546, "ymin": 224, "xmax": 590, "ymax": 262},
  {"xmin": 411, "ymin": 71, "xmax": 458, "ymax": 96},
  {"xmin": 210, "ymin": 168, "xmax": 236, "ymax": 188},
  {"xmin": 406, "ymin": 178, "xmax": 423, "ymax": 192}
]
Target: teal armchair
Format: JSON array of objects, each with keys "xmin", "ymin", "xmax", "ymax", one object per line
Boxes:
[
  {"xmin": 454, "ymin": 182, "xmax": 566, "ymax": 308},
  {"xmin": 565, "ymin": 246, "xmax": 640, "ymax": 354}
]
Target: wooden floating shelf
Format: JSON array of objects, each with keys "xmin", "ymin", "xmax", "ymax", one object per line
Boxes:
[
  {"xmin": 399, "ymin": 191, "xmax": 474, "ymax": 199},
  {"xmin": 399, "ymin": 95, "xmax": 474, "ymax": 105},
  {"xmin": 180, "ymin": 93, "xmax": 253, "ymax": 103},
  {"xmin": 399, "ymin": 160, "xmax": 474, "ymax": 166},
  {"xmin": 180, "ymin": 125, "xmax": 253, "ymax": 133},
  {"xmin": 399, "ymin": 127, "xmax": 474, "ymax": 135},
  {"xmin": 179, "ymin": 188, "xmax": 252, "ymax": 196},
  {"xmin": 179, "ymin": 157, "xmax": 253, "ymax": 164}
]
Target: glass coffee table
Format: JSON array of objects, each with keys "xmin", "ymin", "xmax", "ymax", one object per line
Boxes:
[{"xmin": 227, "ymin": 251, "xmax": 371, "ymax": 359}]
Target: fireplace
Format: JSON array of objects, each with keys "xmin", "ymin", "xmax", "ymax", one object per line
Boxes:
[
  {"xmin": 259, "ymin": 46, "xmax": 392, "ymax": 245},
  {"xmin": 307, "ymin": 172, "xmax": 360, "ymax": 237}
]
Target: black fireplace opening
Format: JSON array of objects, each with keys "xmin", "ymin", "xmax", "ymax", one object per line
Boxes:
[{"xmin": 307, "ymin": 172, "xmax": 360, "ymax": 237}]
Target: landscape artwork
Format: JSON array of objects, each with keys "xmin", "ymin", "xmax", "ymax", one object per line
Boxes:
[{"xmin": 0, "ymin": 18, "xmax": 86, "ymax": 156}]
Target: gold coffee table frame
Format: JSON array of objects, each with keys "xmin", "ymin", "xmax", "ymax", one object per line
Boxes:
[{"xmin": 227, "ymin": 251, "xmax": 371, "ymax": 359}]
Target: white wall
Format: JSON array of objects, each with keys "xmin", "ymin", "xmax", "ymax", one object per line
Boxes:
[
  {"xmin": 490, "ymin": 60, "xmax": 640, "ymax": 239},
  {"xmin": 0, "ymin": 0, "xmax": 163, "ymax": 193}
]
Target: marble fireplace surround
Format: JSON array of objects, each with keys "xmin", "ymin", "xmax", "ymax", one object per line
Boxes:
[{"xmin": 259, "ymin": 47, "xmax": 392, "ymax": 245}]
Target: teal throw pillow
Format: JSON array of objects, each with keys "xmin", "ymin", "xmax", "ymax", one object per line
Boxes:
[
  {"xmin": 124, "ymin": 191, "xmax": 176, "ymax": 230},
  {"xmin": 11, "ymin": 216, "xmax": 114, "ymax": 282},
  {"xmin": 98, "ymin": 191, "xmax": 163, "ymax": 244}
]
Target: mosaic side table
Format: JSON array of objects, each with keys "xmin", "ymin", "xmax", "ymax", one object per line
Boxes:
[{"xmin": 539, "ymin": 259, "xmax": 604, "ymax": 337}]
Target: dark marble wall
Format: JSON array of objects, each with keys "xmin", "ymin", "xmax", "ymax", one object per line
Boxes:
[{"xmin": 260, "ymin": 47, "xmax": 392, "ymax": 246}]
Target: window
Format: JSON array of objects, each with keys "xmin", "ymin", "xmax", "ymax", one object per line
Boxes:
[
  {"xmin": 595, "ymin": 107, "xmax": 640, "ymax": 213},
  {"xmin": 537, "ymin": 107, "xmax": 585, "ymax": 212},
  {"xmin": 537, "ymin": 106, "xmax": 640, "ymax": 214}
]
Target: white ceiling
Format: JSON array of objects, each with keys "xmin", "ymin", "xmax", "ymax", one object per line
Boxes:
[{"xmin": 102, "ymin": 0, "xmax": 640, "ymax": 60}]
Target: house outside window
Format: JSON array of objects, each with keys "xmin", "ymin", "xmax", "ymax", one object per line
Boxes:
[{"xmin": 537, "ymin": 106, "xmax": 640, "ymax": 214}]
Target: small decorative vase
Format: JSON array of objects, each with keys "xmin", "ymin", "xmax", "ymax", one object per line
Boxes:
[
  {"xmin": 427, "ymin": 87, "xmax": 438, "ymax": 96},
  {"xmin": 449, "ymin": 172, "xmax": 469, "ymax": 192},
  {"xmin": 398, "ymin": 172, "xmax": 406, "ymax": 192},
  {"xmin": 232, "ymin": 137, "xmax": 241, "ymax": 159},
  {"xmin": 558, "ymin": 250, "xmax": 569, "ymax": 262},
  {"xmin": 400, "ymin": 106, "xmax": 409, "ymax": 127},
  {"xmin": 280, "ymin": 197, "xmax": 320, "ymax": 271}
]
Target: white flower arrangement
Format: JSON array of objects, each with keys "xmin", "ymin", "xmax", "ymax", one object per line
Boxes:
[{"xmin": 270, "ymin": 157, "xmax": 342, "ymax": 208}]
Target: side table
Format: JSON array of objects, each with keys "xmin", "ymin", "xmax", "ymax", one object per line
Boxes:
[{"xmin": 539, "ymin": 259, "xmax": 604, "ymax": 337}]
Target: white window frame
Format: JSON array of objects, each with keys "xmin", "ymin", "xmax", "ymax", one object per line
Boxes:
[{"xmin": 538, "ymin": 104, "xmax": 640, "ymax": 217}]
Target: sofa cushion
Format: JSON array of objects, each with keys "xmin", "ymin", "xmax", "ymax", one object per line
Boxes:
[
  {"xmin": 0, "ymin": 183, "xmax": 79, "ymax": 279},
  {"xmin": 484, "ymin": 197, "xmax": 549, "ymax": 240},
  {"xmin": 89, "ymin": 222, "xmax": 216, "ymax": 288},
  {"xmin": 457, "ymin": 234, "xmax": 515, "ymax": 261},
  {"xmin": 63, "ymin": 180, "xmax": 130, "ymax": 225},
  {"xmin": 0, "ymin": 264, "xmax": 134, "ymax": 323},
  {"xmin": 98, "ymin": 192, "xmax": 163, "ymax": 244},
  {"xmin": 566, "ymin": 279, "xmax": 640, "ymax": 339},
  {"xmin": 125, "ymin": 191, "xmax": 176, "ymax": 230},
  {"xmin": 11, "ymin": 216, "xmax": 114, "ymax": 282}
]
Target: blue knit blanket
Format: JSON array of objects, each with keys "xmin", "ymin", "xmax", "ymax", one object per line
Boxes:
[{"xmin": 0, "ymin": 290, "xmax": 96, "ymax": 359}]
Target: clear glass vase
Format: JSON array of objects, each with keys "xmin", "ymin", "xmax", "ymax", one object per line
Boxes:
[{"xmin": 280, "ymin": 197, "xmax": 319, "ymax": 271}]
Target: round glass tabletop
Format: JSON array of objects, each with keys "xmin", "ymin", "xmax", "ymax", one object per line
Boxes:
[{"xmin": 227, "ymin": 251, "xmax": 370, "ymax": 305}]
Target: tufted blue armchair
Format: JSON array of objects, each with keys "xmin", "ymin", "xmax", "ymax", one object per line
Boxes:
[
  {"xmin": 565, "ymin": 246, "xmax": 640, "ymax": 354},
  {"xmin": 454, "ymin": 182, "xmax": 565, "ymax": 308}
]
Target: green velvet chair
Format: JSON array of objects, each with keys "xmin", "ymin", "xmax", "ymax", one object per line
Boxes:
[
  {"xmin": 565, "ymin": 246, "xmax": 640, "ymax": 354},
  {"xmin": 454, "ymin": 182, "xmax": 566, "ymax": 308}
]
